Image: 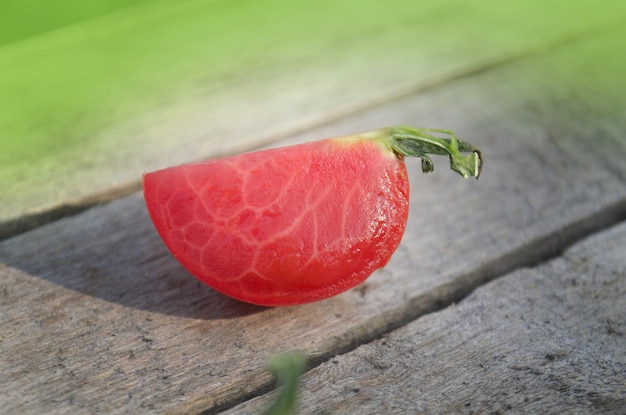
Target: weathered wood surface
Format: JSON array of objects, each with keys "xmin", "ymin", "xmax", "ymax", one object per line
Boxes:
[
  {"xmin": 226, "ymin": 222, "xmax": 626, "ymax": 415},
  {"xmin": 2, "ymin": 1, "xmax": 625, "ymax": 239},
  {"xmin": 1, "ymin": 23, "xmax": 625, "ymax": 414}
]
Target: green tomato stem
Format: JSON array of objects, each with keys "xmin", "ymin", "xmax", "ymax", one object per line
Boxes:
[{"xmin": 378, "ymin": 126, "xmax": 483, "ymax": 179}]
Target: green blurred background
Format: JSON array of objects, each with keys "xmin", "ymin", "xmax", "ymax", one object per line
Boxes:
[{"xmin": 1, "ymin": 0, "xmax": 622, "ymax": 163}]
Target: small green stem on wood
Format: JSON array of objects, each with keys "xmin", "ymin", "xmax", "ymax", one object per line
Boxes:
[
  {"xmin": 263, "ymin": 352, "xmax": 306, "ymax": 415},
  {"xmin": 379, "ymin": 126, "xmax": 483, "ymax": 179}
]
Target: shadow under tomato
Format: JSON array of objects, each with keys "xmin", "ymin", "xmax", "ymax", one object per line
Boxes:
[{"xmin": 1, "ymin": 193, "xmax": 269, "ymax": 320}]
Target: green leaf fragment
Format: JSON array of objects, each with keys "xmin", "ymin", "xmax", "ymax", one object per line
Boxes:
[{"xmin": 264, "ymin": 352, "xmax": 307, "ymax": 415}]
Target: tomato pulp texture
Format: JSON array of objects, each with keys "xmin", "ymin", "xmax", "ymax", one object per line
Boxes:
[{"xmin": 143, "ymin": 127, "xmax": 482, "ymax": 306}]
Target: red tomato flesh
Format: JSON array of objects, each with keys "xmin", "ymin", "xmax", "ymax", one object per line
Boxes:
[{"xmin": 143, "ymin": 135, "xmax": 409, "ymax": 306}]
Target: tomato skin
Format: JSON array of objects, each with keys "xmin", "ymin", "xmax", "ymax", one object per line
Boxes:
[{"xmin": 143, "ymin": 136, "xmax": 409, "ymax": 306}]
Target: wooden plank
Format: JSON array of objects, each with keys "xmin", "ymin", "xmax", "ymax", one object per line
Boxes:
[
  {"xmin": 2, "ymin": 1, "xmax": 625, "ymax": 239},
  {"xmin": 1, "ymin": 26, "xmax": 626, "ymax": 414},
  {"xmin": 225, "ymin": 222, "xmax": 626, "ymax": 415}
]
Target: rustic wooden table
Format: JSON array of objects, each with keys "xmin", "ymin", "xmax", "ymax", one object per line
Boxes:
[{"xmin": 1, "ymin": 2, "xmax": 625, "ymax": 414}]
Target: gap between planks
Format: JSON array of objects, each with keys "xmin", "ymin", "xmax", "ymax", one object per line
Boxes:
[
  {"xmin": 1, "ymin": 19, "xmax": 619, "ymax": 242},
  {"xmin": 205, "ymin": 199, "xmax": 626, "ymax": 414}
]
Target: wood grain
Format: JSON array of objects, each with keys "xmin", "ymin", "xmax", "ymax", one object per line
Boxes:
[
  {"xmin": 2, "ymin": 1, "xmax": 625, "ymax": 239},
  {"xmin": 1, "ymin": 25, "xmax": 625, "ymax": 415},
  {"xmin": 226, "ymin": 221, "xmax": 626, "ymax": 415}
]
